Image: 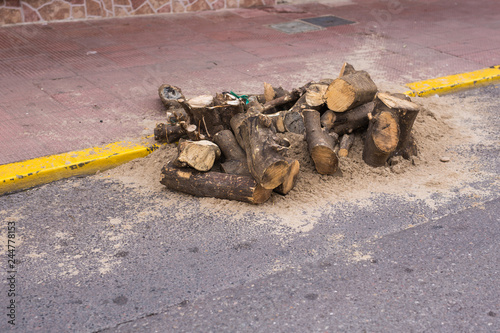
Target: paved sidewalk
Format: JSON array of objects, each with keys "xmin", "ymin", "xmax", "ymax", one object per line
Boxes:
[{"xmin": 1, "ymin": 0, "xmax": 499, "ymax": 165}]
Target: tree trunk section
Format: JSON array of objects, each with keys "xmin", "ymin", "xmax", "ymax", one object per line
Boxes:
[
  {"xmin": 154, "ymin": 123, "xmax": 185, "ymax": 143},
  {"xmin": 160, "ymin": 162, "xmax": 272, "ymax": 204},
  {"xmin": 338, "ymin": 134, "xmax": 355, "ymax": 157},
  {"xmin": 213, "ymin": 130, "xmax": 251, "ymax": 176},
  {"xmin": 303, "ymin": 109, "xmax": 339, "ymax": 175},
  {"xmin": 377, "ymin": 92, "xmax": 420, "ymax": 159},
  {"xmin": 236, "ymin": 114, "xmax": 295, "ymax": 189},
  {"xmin": 362, "ymin": 98, "xmax": 400, "ymax": 167},
  {"xmin": 325, "ymin": 71, "xmax": 377, "ymax": 112},
  {"xmin": 331, "ymin": 101, "xmax": 375, "ymax": 135}
]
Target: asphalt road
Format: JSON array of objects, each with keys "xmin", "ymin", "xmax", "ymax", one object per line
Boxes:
[{"xmin": 0, "ymin": 85, "xmax": 499, "ymax": 332}]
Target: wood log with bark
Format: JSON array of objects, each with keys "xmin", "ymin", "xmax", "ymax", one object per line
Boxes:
[
  {"xmin": 362, "ymin": 95, "xmax": 401, "ymax": 167},
  {"xmin": 213, "ymin": 129, "xmax": 251, "ymax": 176},
  {"xmin": 173, "ymin": 139, "xmax": 221, "ymax": 172},
  {"xmin": 303, "ymin": 109, "xmax": 339, "ymax": 175},
  {"xmin": 330, "ymin": 101, "xmax": 375, "ymax": 135},
  {"xmin": 325, "ymin": 70, "xmax": 377, "ymax": 112},
  {"xmin": 232, "ymin": 113, "xmax": 299, "ymax": 190},
  {"xmin": 179, "ymin": 94, "xmax": 244, "ymax": 138},
  {"xmin": 158, "ymin": 84, "xmax": 184, "ymax": 111},
  {"xmin": 377, "ymin": 92, "xmax": 420, "ymax": 159},
  {"xmin": 154, "ymin": 123, "xmax": 186, "ymax": 143},
  {"xmin": 338, "ymin": 134, "xmax": 355, "ymax": 158},
  {"xmin": 160, "ymin": 162, "xmax": 272, "ymax": 204}
]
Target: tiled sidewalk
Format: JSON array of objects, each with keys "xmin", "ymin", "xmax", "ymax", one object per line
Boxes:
[{"xmin": 1, "ymin": 0, "xmax": 499, "ymax": 165}]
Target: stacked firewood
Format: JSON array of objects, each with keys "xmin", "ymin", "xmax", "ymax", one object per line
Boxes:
[{"xmin": 154, "ymin": 63, "xmax": 421, "ymax": 204}]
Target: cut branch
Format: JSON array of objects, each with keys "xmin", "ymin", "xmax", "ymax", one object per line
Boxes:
[
  {"xmin": 303, "ymin": 109, "xmax": 339, "ymax": 175},
  {"xmin": 160, "ymin": 162, "xmax": 272, "ymax": 204}
]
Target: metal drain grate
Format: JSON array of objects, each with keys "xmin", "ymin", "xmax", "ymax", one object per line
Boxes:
[
  {"xmin": 269, "ymin": 21, "xmax": 323, "ymax": 34},
  {"xmin": 300, "ymin": 15, "xmax": 355, "ymax": 28}
]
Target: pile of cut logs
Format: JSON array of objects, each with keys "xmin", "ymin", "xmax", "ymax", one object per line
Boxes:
[{"xmin": 154, "ymin": 63, "xmax": 421, "ymax": 204}]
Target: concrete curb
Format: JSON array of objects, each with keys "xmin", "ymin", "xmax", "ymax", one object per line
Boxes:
[
  {"xmin": 405, "ymin": 65, "xmax": 500, "ymax": 97},
  {"xmin": 1, "ymin": 66, "xmax": 500, "ymax": 196},
  {"xmin": 0, "ymin": 139, "xmax": 162, "ymax": 195}
]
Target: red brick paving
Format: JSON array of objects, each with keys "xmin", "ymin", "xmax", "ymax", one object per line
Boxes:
[{"xmin": 0, "ymin": 0, "xmax": 499, "ymax": 165}]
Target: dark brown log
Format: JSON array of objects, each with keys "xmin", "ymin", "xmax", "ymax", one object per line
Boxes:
[
  {"xmin": 267, "ymin": 111, "xmax": 286, "ymax": 133},
  {"xmin": 213, "ymin": 130, "xmax": 251, "ymax": 176},
  {"xmin": 331, "ymin": 101, "xmax": 375, "ymax": 135},
  {"xmin": 303, "ymin": 109, "xmax": 339, "ymax": 175},
  {"xmin": 362, "ymin": 98, "xmax": 400, "ymax": 167},
  {"xmin": 339, "ymin": 62, "xmax": 356, "ymax": 77},
  {"xmin": 173, "ymin": 139, "xmax": 221, "ymax": 172},
  {"xmin": 325, "ymin": 71, "xmax": 377, "ymax": 112},
  {"xmin": 235, "ymin": 114, "xmax": 296, "ymax": 189},
  {"xmin": 338, "ymin": 134, "xmax": 355, "ymax": 158},
  {"xmin": 377, "ymin": 92, "xmax": 420, "ymax": 159},
  {"xmin": 262, "ymin": 88, "xmax": 303, "ymax": 114},
  {"xmin": 179, "ymin": 95, "xmax": 244, "ymax": 138},
  {"xmin": 158, "ymin": 84, "xmax": 184, "ymax": 110},
  {"xmin": 283, "ymin": 111, "xmax": 305, "ymax": 134},
  {"xmin": 160, "ymin": 162, "xmax": 272, "ymax": 204},
  {"xmin": 154, "ymin": 123, "xmax": 185, "ymax": 143}
]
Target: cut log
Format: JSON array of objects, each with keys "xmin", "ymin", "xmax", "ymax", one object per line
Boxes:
[
  {"xmin": 154, "ymin": 123, "xmax": 185, "ymax": 143},
  {"xmin": 331, "ymin": 101, "xmax": 375, "ymax": 135},
  {"xmin": 262, "ymin": 88, "xmax": 303, "ymax": 114},
  {"xmin": 362, "ymin": 98, "xmax": 400, "ymax": 167},
  {"xmin": 377, "ymin": 92, "xmax": 420, "ymax": 159},
  {"xmin": 303, "ymin": 109, "xmax": 339, "ymax": 175},
  {"xmin": 158, "ymin": 84, "xmax": 184, "ymax": 110},
  {"xmin": 325, "ymin": 71, "xmax": 377, "ymax": 112},
  {"xmin": 179, "ymin": 94, "xmax": 244, "ymax": 138},
  {"xmin": 305, "ymin": 83, "xmax": 328, "ymax": 108},
  {"xmin": 213, "ymin": 130, "xmax": 251, "ymax": 176},
  {"xmin": 174, "ymin": 139, "xmax": 221, "ymax": 172},
  {"xmin": 320, "ymin": 110, "xmax": 336, "ymax": 131},
  {"xmin": 339, "ymin": 62, "xmax": 356, "ymax": 77},
  {"xmin": 235, "ymin": 114, "xmax": 295, "ymax": 189},
  {"xmin": 267, "ymin": 111, "xmax": 287, "ymax": 133},
  {"xmin": 338, "ymin": 134, "xmax": 355, "ymax": 158},
  {"xmin": 160, "ymin": 162, "xmax": 272, "ymax": 204},
  {"xmin": 283, "ymin": 111, "xmax": 305, "ymax": 134}
]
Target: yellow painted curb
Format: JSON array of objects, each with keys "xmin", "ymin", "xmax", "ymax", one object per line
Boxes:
[
  {"xmin": 405, "ymin": 65, "xmax": 500, "ymax": 97},
  {"xmin": 0, "ymin": 139, "xmax": 162, "ymax": 195}
]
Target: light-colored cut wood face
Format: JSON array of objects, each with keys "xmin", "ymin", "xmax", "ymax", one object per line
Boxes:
[{"xmin": 373, "ymin": 112, "xmax": 399, "ymax": 153}]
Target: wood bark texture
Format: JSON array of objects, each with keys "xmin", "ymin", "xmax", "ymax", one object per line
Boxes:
[
  {"xmin": 160, "ymin": 162, "xmax": 272, "ymax": 204},
  {"xmin": 362, "ymin": 97, "xmax": 400, "ymax": 167},
  {"xmin": 235, "ymin": 114, "xmax": 295, "ymax": 189},
  {"xmin": 213, "ymin": 130, "xmax": 251, "ymax": 176},
  {"xmin": 303, "ymin": 109, "xmax": 339, "ymax": 175},
  {"xmin": 325, "ymin": 71, "xmax": 377, "ymax": 112},
  {"xmin": 331, "ymin": 101, "xmax": 375, "ymax": 135}
]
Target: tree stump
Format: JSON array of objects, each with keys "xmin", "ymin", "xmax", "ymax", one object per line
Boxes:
[
  {"xmin": 362, "ymin": 97, "xmax": 400, "ymax": 167},
  {"xmin": 160, "ymin": 162, "xmax": 272, "ymax": 204},
  {"xmin": 377, "ymin": 92, "xmax": 420, "ymax": 159},
  {"xmin": 234, "ymin": 114, "xmax": 297, "ymax": 190},
  {"xmin": 303, "ymin": 109, "xmax": 339, "ymax": 175},
  {"xmin": 325, "ymin": 71, "xmax": 377, "ymax": 112}
]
